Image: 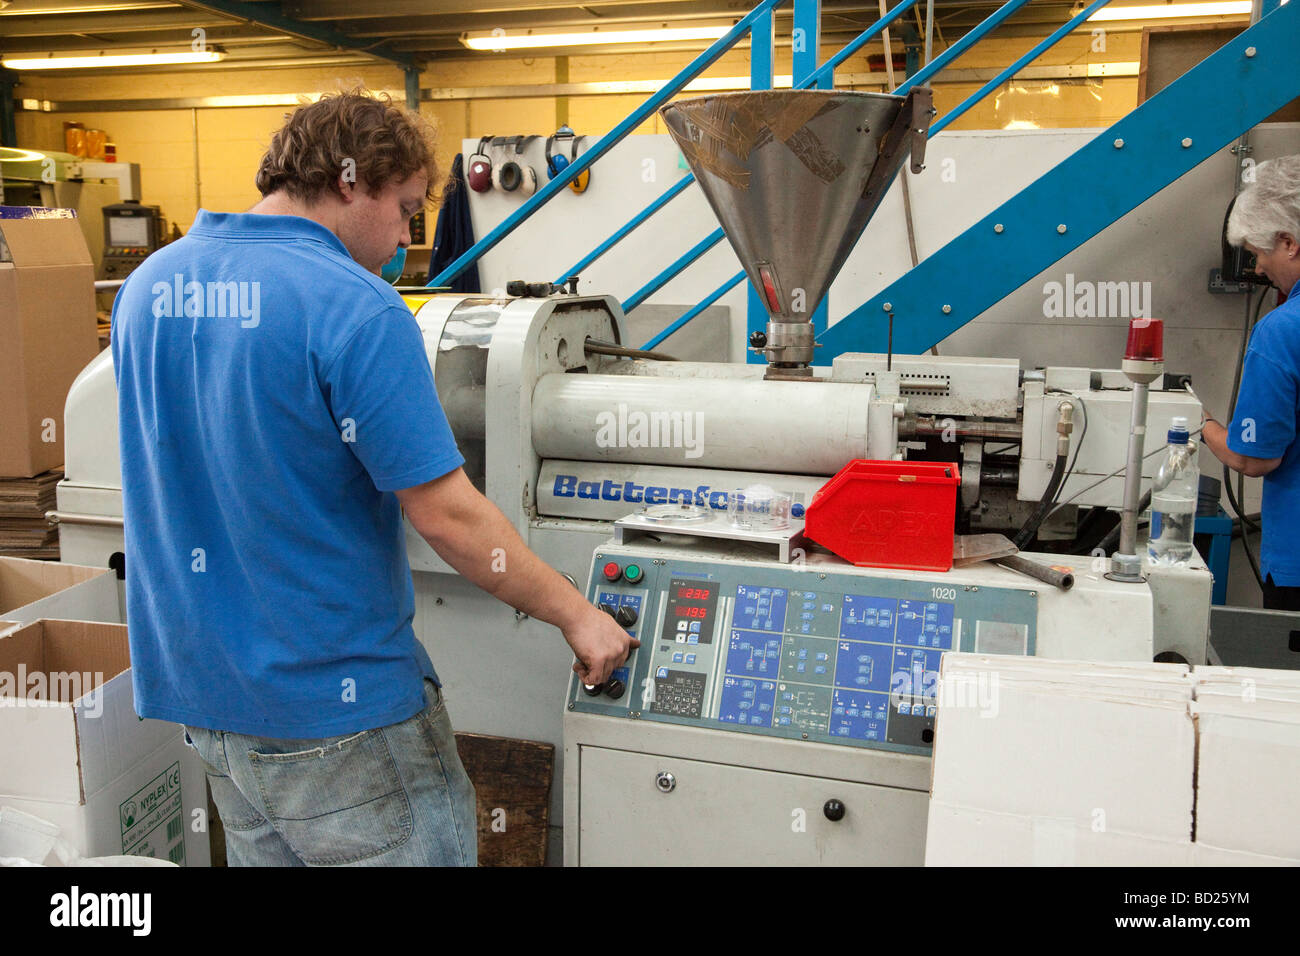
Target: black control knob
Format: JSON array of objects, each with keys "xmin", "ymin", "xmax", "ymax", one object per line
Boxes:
[
  {"xmin": 614, "ymin": 606, "xmax": 638, "ymax": 628},
  {"xmin": 823, "ymin": 799, "xmax": 846, "ymax": 822},
  {"xmin": 605, "ymin": 679, "xmax": 626, "ymax": 700},
  {"xmin": 598, "ymin": 603, "xmax": 617, "ymax": 617},
  {"xmin": 582, "ymin": 682, "xmax": 604, "ymax": 697},
  {"xmin": 749, "ymin": 330, "xmax": 768, "ymax": 349}
]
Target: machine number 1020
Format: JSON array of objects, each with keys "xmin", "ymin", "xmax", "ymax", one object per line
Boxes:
[{"xmin": 931, "ymin": 587, "xmax": 957, "ymax": 601}]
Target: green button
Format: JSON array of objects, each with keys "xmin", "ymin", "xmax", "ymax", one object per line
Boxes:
[{"xmin": 624, "ymin": 564, "xmax": 643, "ymax": 583}]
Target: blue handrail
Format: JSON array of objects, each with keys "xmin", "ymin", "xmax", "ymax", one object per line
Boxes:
[
  {"xmin": 931, "ymin": 0, "xmax": 1114, "ymax": 135},
  {"xmin": 896, "ymin": 0, "xmax": 1038, "ymax": 95},
  {"xmin": 645, "ymin": 271, "xmax": 748, "ymax": 351},
  {"xmin": 552, "ymin": 174, "xmax": 695, "ymax": 286}
]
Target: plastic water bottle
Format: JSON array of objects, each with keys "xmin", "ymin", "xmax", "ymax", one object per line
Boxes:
[{"xmin": 1147, "ymin": 416, "xmax": 1198, "ymax": 566}]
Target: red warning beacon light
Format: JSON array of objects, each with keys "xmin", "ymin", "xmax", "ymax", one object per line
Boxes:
[{"xmin": 1124, "ymin": 317, "xmax": 1164, "ymax": 363}]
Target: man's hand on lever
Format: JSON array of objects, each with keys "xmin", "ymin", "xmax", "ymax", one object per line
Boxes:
[{"xmin": 562, "ymin": 602, "xmax": 640, "ymax": 686}]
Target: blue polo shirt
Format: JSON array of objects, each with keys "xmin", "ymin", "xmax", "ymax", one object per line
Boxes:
[
  {"xmin": 1228, "ymin": 281, "xmax": 1300, "ymax": 586},
  {"xmin": 112, "ymin": 210, "xmax": 464, "ymax": 738}
]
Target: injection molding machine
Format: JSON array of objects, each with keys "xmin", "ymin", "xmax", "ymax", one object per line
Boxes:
[{"xmin": 54, "ymin": 88, "xmax": 1213, "ymax": 866}]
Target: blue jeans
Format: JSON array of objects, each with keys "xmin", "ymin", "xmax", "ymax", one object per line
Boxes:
[{"xmin": 183, "ymin": 679, "xmax": 477, "ymax": 866}]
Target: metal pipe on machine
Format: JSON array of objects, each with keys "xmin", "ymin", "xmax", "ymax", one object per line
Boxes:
[{"xmin": 531, "ymin": 373, "xmax": 873, "ymax": 473}]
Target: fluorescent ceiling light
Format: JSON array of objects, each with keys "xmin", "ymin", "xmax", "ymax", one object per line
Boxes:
[
  {"xmin": 462, "ymin": 25, "xmax": 732, "ymax": 51},
  {"xmin": 0, "ymin": 3, "xmax": 172, "ymax": 13},
  {"xmin": 1088, "ymin": 2, "xmax": 1252, "ymax": 21},
  {"xmin": 0, "ymin": 50, "xmax": 226, "ymax": 70}
]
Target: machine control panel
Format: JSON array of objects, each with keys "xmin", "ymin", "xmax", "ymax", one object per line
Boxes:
[{"xmin": 571, "ymin": 551, "xmax": 1037, "ymax": 755}]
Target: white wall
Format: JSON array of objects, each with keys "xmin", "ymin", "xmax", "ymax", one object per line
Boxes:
[{"xmin": 462, "ymin": 124, "xmax": 1300, "ymax": 606}]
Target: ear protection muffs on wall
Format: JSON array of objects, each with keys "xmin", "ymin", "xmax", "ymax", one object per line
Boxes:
[
  {"xmin": 467, "ymin": 136, "xmax": 493, "ymax": 192},
  {"xmin": 568, "ymin": 134, "xmax": 590, "ymax": 194},
  {"xmin": 546, "ymin": 127, "xmax": 590, "ymax": 194},
  {"xmin": 545, "ymin": 129, "xmax": 569, "ymax": 179},
  {"xmin": 492, "ymin": 136, "xmax": 537, "ymax": 196}
]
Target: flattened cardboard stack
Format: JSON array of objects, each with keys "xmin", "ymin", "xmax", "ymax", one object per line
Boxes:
[
  {"xmin": 0, "ymin": 469, "xmax": 61, "ymax": 558},
  {"xmin": 1192, "ymin": 667, "xmax": 1300, "ymax": 864},
  {"xmin": 926, "ymin": 653, "xmax": 1300, "ymax": 866}
]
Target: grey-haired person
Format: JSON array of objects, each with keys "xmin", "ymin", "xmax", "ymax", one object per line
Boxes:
[{"xmin": 1204, "ymin": 154, "xmax": 1300, "ymax": 610}]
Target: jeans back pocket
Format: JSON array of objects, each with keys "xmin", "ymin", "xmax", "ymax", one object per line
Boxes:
[{"xmin": 247, "ymin": 728, "xmax": 413, "ymax": 865}]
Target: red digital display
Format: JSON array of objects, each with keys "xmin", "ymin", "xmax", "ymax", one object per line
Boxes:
[
  {"xmin": 676, "ymin": 587, "xmax": 712, "ymax": 600},
  {"xmin": 674, "ymin": 605, "xmax": 709, "ymax": 618}
]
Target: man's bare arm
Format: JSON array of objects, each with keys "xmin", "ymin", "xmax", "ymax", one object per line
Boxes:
[
  {"xmin": 395, "ymin": 468, "xmax": 637, "ymax": 684},
  {"xmin": 1202, "ymin": 419, "xmax": 1282, "ymax": 478}
]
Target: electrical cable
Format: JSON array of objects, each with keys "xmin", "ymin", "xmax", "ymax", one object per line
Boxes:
[{"xmin": 1042, "ymin": 425, "xmax": 1204, "ymax": 522}]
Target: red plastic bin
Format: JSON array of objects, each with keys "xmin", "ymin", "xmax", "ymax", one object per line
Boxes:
[{"xmin": 803, "ymin": 460, "xmax": 961, "ymax": 572}]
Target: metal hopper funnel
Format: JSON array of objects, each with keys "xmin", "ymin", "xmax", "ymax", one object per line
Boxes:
[{"xmin": 661, "ymin": 88, "xmax": 932, "ymax": 378}]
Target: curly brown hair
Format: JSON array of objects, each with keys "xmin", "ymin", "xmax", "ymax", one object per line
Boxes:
[{"xmin": 255, "ymin": 89, "xmax": 437, "ymax": 202}]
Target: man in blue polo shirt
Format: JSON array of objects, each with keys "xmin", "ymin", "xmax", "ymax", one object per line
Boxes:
[
  {"xmin": 1205, "ymin": 155, "xmax": 1300, "ymax": 610},
  {"xmin": 112, "ymin": 92, "xmax": 636, "ymax": 866}
]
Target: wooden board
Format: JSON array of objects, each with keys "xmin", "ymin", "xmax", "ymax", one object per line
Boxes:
[
  {"xmin": 1139, "ymin": 23, "xmax": 1300, "ymax": 122},
  {"xmin": 454, "ymin": 732, "xmax": 554, "ymax": 867}
]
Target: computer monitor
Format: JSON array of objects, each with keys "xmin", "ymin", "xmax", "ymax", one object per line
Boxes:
[{"xmin": 102, "ymin": 202, "xmax": 161, "ymax": 253}]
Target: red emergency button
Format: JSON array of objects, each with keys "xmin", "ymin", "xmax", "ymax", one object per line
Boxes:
[{"xmin": 602, "ymin": 561, "xmax": 621, "ymax": 582}]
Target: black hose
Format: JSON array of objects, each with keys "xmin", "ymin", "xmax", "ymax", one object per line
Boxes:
[
  {"xmin": 1013, "ymin": 452, "xmax": 1067, "ymax": 550},
  {"xmin": 584, "ymin": 338, "xmax": 680, "ymax": 362},
  {"xmin": 1219, "ymin": 288, "xmax": 1267, "ymax": 590},
  {"xmin": 1225, "ymin": 463, "xmax": 1265, "ymax": 589}
]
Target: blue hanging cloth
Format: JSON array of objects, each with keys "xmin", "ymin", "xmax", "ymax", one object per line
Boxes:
[{"xmin": 425, "ymin": 153, "xmax": 482, "ymax": 293}]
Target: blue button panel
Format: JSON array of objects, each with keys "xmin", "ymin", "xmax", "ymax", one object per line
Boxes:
[
  {"xmin": 839, "ymin": 594, "xmax": 898, "ymax": 641},
  {"xmin": 830, "ymin": 689, "xmax": 890, "ymax": 741},
  {"xmin": 895, "ymin": 600, "xmax": 955, "ymax": 649},
  {"xmin": 574, "ymin": 555, "xmax": 1037, "ymax": 755},
  {"xmin": 735, "ymin": 585, "xmax": 788, "ymax": 632},
  {"xmin": 834, "ymin": 640, "xmax": 894, "ymax": 693},
  {"xmin": 719, "ymin": 676, "xmax": 777, "ymax": 728},
  {"xmin": 727, "ymin": 628, "xmax": 782, "ymax": 678}
]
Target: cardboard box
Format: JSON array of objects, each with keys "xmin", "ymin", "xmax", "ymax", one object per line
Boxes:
[
  {"xmin": 0, "ymin": 211, "xmax": 99, "ymax": 477},
  {"xmin": 0, "ymin": 556, "xmax": 120, "ymax": 625},
  {"xmin": 0, "ymin": 620, "xmax": 209, "ymax": 865}
]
